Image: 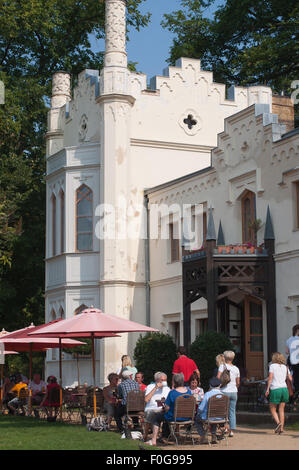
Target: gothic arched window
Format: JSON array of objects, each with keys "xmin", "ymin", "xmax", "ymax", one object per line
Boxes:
[
  {"xmin": 74, "ymin": 304, "xmax": 88, "ymax": 316},
  {"xmin": 76, "ymin": 185, "xmax": 93, "ymax": 252},
  {"xmin": 59, "ymin": 189, "xmax": 65, "ymax": 254}
]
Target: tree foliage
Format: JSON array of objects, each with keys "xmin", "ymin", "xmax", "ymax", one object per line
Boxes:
[
  {"xmin": 190, "ymin": 330, "xmax": 234, "ymax": 391},
  {"xmin": 162, "ymin": 0, "xmax": 299, "ymax": 94},
  {"xmin": 133, "ymin": 332, "xmax": 177, "ymax": 386},
  {"xmin": 0, "ymin": 0, "xmax": 150, "ymax": 333}
]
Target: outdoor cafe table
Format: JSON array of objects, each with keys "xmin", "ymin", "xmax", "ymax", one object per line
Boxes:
[{"xmin": 242, "ymin": 379, "xmax": 267, "ymax": 409}]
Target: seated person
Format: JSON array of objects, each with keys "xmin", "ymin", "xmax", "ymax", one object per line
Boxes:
[
  {"xmin": 2, "ymin": 377, "xmax": 13, "ymax": 406},
  {"xmin": 103, "ymin": 373, "xmax": 119, "ymax": 429},
  {"xmin": 195, "ymin": 377, "xmax": 224, "ymax": 445},
  {"xmin": 135, "ymin": 372, "xmax": 147, "ymax": 392},
  {"xmin": 40, "ymin": 376, "xmax": 61, "ymax": 421},
  {"xmin": 7, "ymin": 375, "xmax": 28, "ymax": 415},
  {"xmin": 144, "ymin": 372, "xmax": 170, "ymax": 441},
  {"xmin": 30, "ymin": 373, "xmax": 47, "ymax": 406},
  {"xmin": 145, "ymin": 372, "xmax": 192, "ymax": 446},
  {"xmin": 115, "ymin": 370, "xmax": 139, "ymax": 432},
  {"xmin": 188, "ymin": 373, "xmax": 204, "ymax": 403},
  {"xmin": 143, "ymin": 372, "xmax": 170, "ymax": 442}
]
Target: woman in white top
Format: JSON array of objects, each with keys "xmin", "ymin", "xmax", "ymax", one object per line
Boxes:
[
  {"xmin": 217, "ymin": 350, "xmax": 240, "ymax": 437},
  {"xmin": 265, "ymin": 352, "xmax": 293, "ymax": 434},
  {"xmin": 286, "ymin": 324, "xmax": 299, "ymax": 393}
]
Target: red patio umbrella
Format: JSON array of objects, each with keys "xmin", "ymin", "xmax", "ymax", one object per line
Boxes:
[
  {"xmin": 0, "ymin": 322, "xmax": 87, "ymax": 415},
  {"xmin": 29, "ymin": 307, "xmax": 158, "ymax": 416}
]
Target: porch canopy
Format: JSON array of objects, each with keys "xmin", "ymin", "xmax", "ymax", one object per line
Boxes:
[{"xmin": 182, "ymin": 206, "xmax": 277, "ymax": 365}]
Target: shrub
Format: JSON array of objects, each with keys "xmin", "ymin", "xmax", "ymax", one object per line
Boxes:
[
  {"xmin": 133, "ymin": 332, "xmax": 177, "ymax": 386},
  {"xmin": 190, "ymin": 331, "xmax": 234, "ymax": 391}
]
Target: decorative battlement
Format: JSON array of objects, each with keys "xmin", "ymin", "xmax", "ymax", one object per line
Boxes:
[{"xmin": 146, "ymin": 57, "xmax": 272, "ymax": 109}]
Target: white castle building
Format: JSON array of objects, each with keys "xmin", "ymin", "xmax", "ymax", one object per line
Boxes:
[{"xmin": 45, "ymin": 0, "xmax": 298, "ymax": 385}]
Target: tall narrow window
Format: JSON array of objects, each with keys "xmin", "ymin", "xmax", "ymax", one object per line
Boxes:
[
  {"xmin": 51, "ymin": 194, "xmax": 56, "ymax": 256},
  {"xmin": 76, "ymin": 185, "xmax": 93, "ymax": 252},
  {"xmin": 60, "ymin": 189, "xmax": 65, "ymax": 254},
  {"xmin": 241, "ymin": 191, "xmax": 256, "ymax": 244},
  {"xmin": 169, "ymin": 221, "xmax": 180, "ymax": 262},
  {"xmin": 296, "ymin": 181, "xmax": 299, "ymax": 229}
]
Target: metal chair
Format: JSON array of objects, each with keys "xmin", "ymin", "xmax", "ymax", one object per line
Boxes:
[
  {"xmin": 125, "ymin": 390, "xmax": 145, "ymax": 432},
  {"xmin": 203, "ymin": 393, "xmax": 229, "ymax": 446},
  {"xmin": 167, "ymin": 394, "xmax": 196, "ymax": 445},
  {"xmin": 18, "ymin": 388, "xmax": 29, "ymax": 415},
  {"xmin": 81, "ymin": 388, "xmax": 105, "ymax": 422}
]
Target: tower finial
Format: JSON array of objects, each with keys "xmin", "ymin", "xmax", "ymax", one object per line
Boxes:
[
  {"xmin": 217, "ymin": 220, "xmax": 225, "ymax": 246},
  {"xmin": 264, "ymin": 206, "xmax": 275, "ymax": 240},
  {"xmin": 206, "ymin": 206, "xmax": 216, "ymax": 241},
  {"xmin": 105, "ymin": 0, "xmax": 127, "ymax": 68}
]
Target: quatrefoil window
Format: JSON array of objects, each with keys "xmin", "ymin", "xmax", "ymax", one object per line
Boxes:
[{"xmin": 183, "ymin": 114, "xmax": 197, "ymax": 130}]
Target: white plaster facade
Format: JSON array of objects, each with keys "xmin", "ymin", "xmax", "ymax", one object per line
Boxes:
[
  {"xmin": 147, "ymin": 104, "xmax": 299, "ymax": 377},
  {"xmin": 45, "ymin": 0, "xmax": 282, "ymax": 386}
]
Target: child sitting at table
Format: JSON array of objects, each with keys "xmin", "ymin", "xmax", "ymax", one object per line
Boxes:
[{"xmin": 188, "ymin": 373, "xmax": 204, "ymax": 403}]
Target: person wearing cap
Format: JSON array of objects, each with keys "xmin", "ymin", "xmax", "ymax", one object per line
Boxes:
[
  {"xmin": 114, "ymin": 369, "xmax": 139, "ymax": 432},
  {"xmin": 172, "ymin": 346, "xmax": 200, "ymax": 385},
  {"xmin": 195, "ymin": 377, "xmax": 224, "ymax": 445}
]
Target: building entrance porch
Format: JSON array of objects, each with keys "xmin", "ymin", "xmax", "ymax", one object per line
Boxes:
[
  {"xmin": 182, "ymin": 207, "xmax": 277, "ymax": 369},
  {"xmin": 217, "ymin": 296, "xmax": 265, "ymax": 379}
]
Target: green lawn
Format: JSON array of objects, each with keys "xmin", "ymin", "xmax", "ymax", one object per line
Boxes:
[{"xmin": 0, "ymin": 415, "xmax": 153, "ymax": 450}]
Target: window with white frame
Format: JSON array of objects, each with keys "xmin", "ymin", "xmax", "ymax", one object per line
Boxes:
[{"xmin": 76, "ymin": 185, "xmax": 93, "ymax": 252}]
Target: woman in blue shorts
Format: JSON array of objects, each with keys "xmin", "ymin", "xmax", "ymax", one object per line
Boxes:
[{"xmin": 265, "ymin": 352, "xmax": 293, "ymax": 434}]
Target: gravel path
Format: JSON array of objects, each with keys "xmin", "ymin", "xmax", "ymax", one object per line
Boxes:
[{"xmin": 163, "ymin": 425, "xmax": 299, "ymax": 450}]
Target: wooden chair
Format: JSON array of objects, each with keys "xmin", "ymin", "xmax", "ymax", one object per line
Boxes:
[
  {"xmin": 204, "ymin": 393, "xmax": 229, "ymax": 446},
  {"xmin": 42, "ymin": 386, "xmax": 61, "ymax": 421},
  {"xmin": 125, "ymin": 390, "xmax": 145, "ymax": 432},
  {"xmin": 167, "ymin": 394, "xmax": 196, "ymax": 445}
]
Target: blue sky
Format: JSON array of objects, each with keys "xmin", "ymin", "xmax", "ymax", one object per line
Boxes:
[{"xmin": 91, "ymin": 0, "xmax": 222, "ymax": 81}]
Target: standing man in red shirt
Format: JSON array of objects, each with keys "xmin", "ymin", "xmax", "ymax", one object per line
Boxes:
[{"xmin": 172, "ymin": 346, "xmax": 200, "ymax": 385}]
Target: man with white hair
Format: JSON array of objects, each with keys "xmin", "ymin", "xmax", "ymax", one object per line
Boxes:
[
  {"xmin": 115, "ymin": 369, "xmax": 139, "ymax": 432},
  {"xmin": 143, "ymin": 372, "xmax": 170, "ymax": 442}
]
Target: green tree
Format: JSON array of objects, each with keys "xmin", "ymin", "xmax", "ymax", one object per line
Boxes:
[
  {"xmin": 162, "ymin": 0, "xmax": 299, "ymax": 94},
  {"xmin": 190, "ymin": 331, "xmax": 234, "ymax": 390},
  {"xmin": 0, "ymin": 0, "xmax": 150, "ymax": 331},
  {"xmin": 134, "ymin": 333, "xmax": 177, "ymax": 386}
]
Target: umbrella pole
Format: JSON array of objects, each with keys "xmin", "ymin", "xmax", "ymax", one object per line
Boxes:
[
  {"xmin": 76, "ymin": 353, "xmax": 80, "ymax": 387},
  {"xmin": 59, "ymin": 338, "xmax": 62, "ymax": 420},
  {"xmin": 29, "ymin": 344, "xmax": 32, "ymax": 416},
  {"xmin": 91, "ymin": 333, "xmax": 96, "ymax": 417}
]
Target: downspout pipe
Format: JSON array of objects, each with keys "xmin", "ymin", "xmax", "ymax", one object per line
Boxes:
[{"xmin": 144, "ymin": 194, "xmax": 151, "ymax": 327}]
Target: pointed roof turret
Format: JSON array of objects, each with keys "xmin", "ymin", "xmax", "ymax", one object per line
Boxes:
[
  {"xmin": 206, "ymin": 206, "xmax": 216, "ymax": 241},
  {"xmin": 217, "ymin": 220, "xmax": 225, "ymax": 246},
  {"xmin": 264, "ymin": 206, "xmax": 275, "ymax": 240}
]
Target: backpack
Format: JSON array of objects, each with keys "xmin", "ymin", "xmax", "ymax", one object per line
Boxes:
[
  {"xmin": 86, "ymin": 416, "xmax": 109, "ymax": 432},
  {"xmin": 121, "ymin": 430, "xmax": 144, "ymax": 441},
  {"xmin": 220, "ymin": 365, "xmax": 231, "ymax": 387}
]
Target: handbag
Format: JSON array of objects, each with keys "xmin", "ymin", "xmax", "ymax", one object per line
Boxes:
[
  {"xmin": 220, "ymin": 365, "xmax": 231, "ymax": 387},
  {"xmin": 286, "ymin": 368, "xmax": 294, "ymax": 398}
]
